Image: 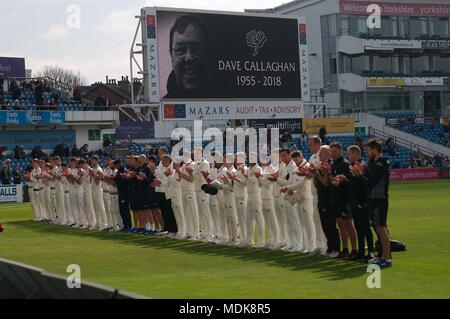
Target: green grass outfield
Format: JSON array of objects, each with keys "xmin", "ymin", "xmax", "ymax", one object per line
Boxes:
[{"xmin": 1, "ymin": 180, "xmax": 450, "ymax": 298}]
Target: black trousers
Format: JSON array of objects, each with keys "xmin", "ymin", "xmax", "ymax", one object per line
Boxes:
[
  {"xmin": 119, "ymin": 198, "xmax": 132, "ymax": 229},
  {"xmin": 158, "ymin": 193, "xmax": 177, "ymax": 233},
  {"xmin": 318, "ymin": 200, "xmax": 341, "ymax": 252},
  {"xmin": 351, "ymin": 204, "xmax": 374, "ymax": 254}
]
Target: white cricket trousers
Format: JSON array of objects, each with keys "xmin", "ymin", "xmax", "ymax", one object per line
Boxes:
[
  {"xmin": 245, "ymin": 195, "xmax": 265, "ymax": 246},
  {"xmin": 82, "ymin": 186, "xmax": 96, "ymax": 227},
  {"xmin": 74, "ymin": 187, "xmax": 88, "ymax": 226},
  {"xmin": 63, "ymin": 191, "xmax": 75, "ymax": 225},
  {"xmin": 103, "ymin": 191, "xmax": 113, "ymax": 227},
  {"xmin": 195, "ymin": 191, "xmax": 213, "ymax": 239},
  {"xmin": 44, "ymin": 188, "xmax": 53, "ymax": 221},
  {"xmin": 297, "ymin": 199, "xmax": 316, "ymax": 252},
  {"xmin": 55, "ymin": 186, "xmax": 67, "ymax": 224},
  {"xmin": 110, "ymin": 193, "xmax": 123, "ymax": 229},
  {"xmin": 223, "ymin": 191, "xmax": 238, "ymax": 243},
  {"xmin": 92, "ymin": 187, "xmax": 108, "ymax": 229},
  {"xmin": 209, "ymin": 193, "xmax": 227, "ymax": 241},
  {"xmin": 29, "ymin": 188, "xmax": 40, "ymax": 220},
  {"xmin": 171, "ymin": 194, "xmax": 186, "ymax": 237},
  {"xmin": 284, "ymin": 200, "xmax": 303, "ymax": 250},
  {"xmin": 313, "ymin": 195, "xmax": 327, "ymax": 250},
  {"xmin": 182, "ymin": 191, "xmax": 199, "ymax": 237},
  {"xmin": 262, "ymin": 199, "xmax": 280, "ymax": 246},
  {"xmin": 235, "ymin": 196, "xmax": 247, "ymax": 241},
  {"xmin": 49, "ymin": 188, "xmax": 58, "ymax": 221},
  {"xmin": 274, "ymin": 195, "xmax": 288, "ymax": 246}
]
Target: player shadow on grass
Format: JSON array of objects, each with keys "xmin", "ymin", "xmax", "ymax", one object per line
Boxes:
[{"xmin": 11, "ymin": 220, "xmax": 368, "ymax": 281}]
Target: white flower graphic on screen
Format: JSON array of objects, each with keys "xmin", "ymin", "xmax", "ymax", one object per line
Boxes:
[{"xmin": 246, "ymin": 30, "xmax": 267, "ymax": 56}]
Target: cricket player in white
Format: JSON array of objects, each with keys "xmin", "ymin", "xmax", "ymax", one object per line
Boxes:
[
  {"xmin": 232, "ymin": 152, "xmax": 248, "ymax": 243},
  {"xmin": 177, "ymin": 152, "xmax": 199, "ymax": 239},
  {"xmin": 42, "ymin": 163, "xmax": 54, "ymax": 222},
  {"xmin": 70, "ymin": 159, "xmax": 88, "ymax": 228},
  {"xmin": 219, "ymin": 153, "xmax": 239, "ymax": 245},
  {"xmin": 259, "ymin": 162, "xmax": 280, "ymax": 249},
  {"xmin": 193, "ymin": 148, "xmax": 214, "ymax": 242},
  {"xmin": 108, "ymin": 161, "xmax": 123, "ymax": 231},
  {"xmin": 307, "ymin": 136, "xmax": 328, "ymax": 253},
  {"xmin": 240, "ymin": 153, "xmax": 265, "ymax": 248},
  {"xmin": 166, "ymin": 156, "xmax": 187, "ymax": 239},
  {"xmin": 278, "ymin": 149, "xmax": 303, "ymax": 252},
  {"xmin": 52, "ymin": 157, "xmax": 67, "ymax": 225},
  {"xmin": 90, "ymin": 156, "xmax": 108, "ymax": 230},
  {"xmin": 79, "ymin": 159, "xmax": 96, "ymax": 229},
  {"xmin": 101, "ymin": 157, "xmax": 114, "ymax": 228},
  {"xmin": 61, "ymin": 164, "xmax": 75, "ymax": 226},
  {"xmin": 207, "ymin": 154, "xmax": 227, "ymax": 244},
  {"xmin": 29, "ymin": 160, "xmax": 44, "ymax": 221},
  {"xmin": 285, "ymin": 151, "xmax": 316, "ymax": 253},
  {"xmin": 268, "ymin": 149, "xmax": 288, "ymax": 248},
  {"xmin": 46, "ymin": 162, "xmax": 58, "ymax": 223}
]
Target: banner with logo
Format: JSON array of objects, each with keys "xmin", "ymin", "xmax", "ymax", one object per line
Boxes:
[
  {"xmin": 247, "ymin": 119, "xmax": 303, "ymax": 134},
  {"xmin": 302, "ymin": 117, "xmax": 355, "ymax": 134},
  {"xmin": 366, "ymin": 78, "xmax": 405, "ymax": 88},
  {"xmin": 0, "ymin": 57, "xmax": 25, "ymax": 78},
  {"xmin": 0, "ymin": 185, "xmax": 23, "ymax": 203},
  {"xmin": 0, "ymin": 130, "xmax": 75, "ymax": 150},
  {"xmin": 162, "ymin": 100, "xmax": 304, "ymax": 121},
  {"xmin": 144, "ymin": 7, "xmax": 308, "ymax": 102},
  {"xmin": 405, "ymin": 77, "xmax": 449, "ymax": 87},
  {"xmin": 390, "ymin": 168, "xmax": 441, "ymax": 182},
  {"xmin": 0, "ymin": 110, "xmax": 65, "ymax": 125},
  {"xmin": 339, "ymin": 0, "xmax": 450, "ymax": 17},
  {"xmin": 116, "ymin": 121, "xmax": 155, "ymax": 140}
]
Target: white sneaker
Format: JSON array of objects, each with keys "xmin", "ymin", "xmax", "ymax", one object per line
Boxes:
[
  {"xmin": 328, "ymin": 250, "xmax": 340, "ymax": 259},
  {"xmin": 254, "ymin": 243, "xmax": 266, "ymax": 249}
]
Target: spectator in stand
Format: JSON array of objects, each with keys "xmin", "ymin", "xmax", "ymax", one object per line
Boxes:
[
  {"xmin": 103, "ymin": 143, "xmax": 113, "ymax": 158},
  {"xmin": 73, "ymin": 86, "xmax": 82, "ymax": 102},
  {"xmin": 301, "ymin": 131, "xmax": 309, "ymax": 145},
  {"xmin": 0, "ymin": 73, "xmax": 4, "ymax": 106},
  {"xmin": 80, "ymin": 144, "xmax": 90, "ymax": 157},
  {"xmin": 13, "ymin": 145, "xmax": 26, "ymax": 160},
  {"xmin": 71, "ymin": 144, "xmax": 81, "ymax": 157},
  {"xmin": 319, "ymin": 126, "xmax": 327, "ymax": 145},
  {"xmin": 385, "ymin": 137, "xmax": 396, "ymax": 156},
  {"xmin": 31, "ymin": 146, "xmax": 47, "ymax": 160},
  {"xmin": 0, "ymin": 146, "xmax": 7, "ymax": 159},
  {"xmin": 9, "ymin": 78, "xmax": 21, "ymax": 101},
  {"xmin": 124, "ymin": 134, "xmax": 133, "ymax": 146},
  {"xmin": 35, "ymin": 80, "xmax": 44, "ymax": 106},
  {"xmin": 13, "ymin": 164, "xmax": 22, "ymax": 184},
  {"xmin": 1, "ymin": 160, "xmax": 11, "ymax": 185},
  {"xmin": 94, "ymin": 94, "xmax": 106, "ymax": 107},
  {"xmin": 354, "ymin": 136, "xmax": 362, "ymax": 149}
]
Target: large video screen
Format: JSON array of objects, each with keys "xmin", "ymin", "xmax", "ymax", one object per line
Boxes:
[{"xmin": 145, "ymin": 8, "xmax": 307, "ymax": 102}]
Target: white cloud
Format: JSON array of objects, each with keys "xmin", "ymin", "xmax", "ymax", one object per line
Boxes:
[
  {"xmin": 94, "ymin": 9, "xmax": 136, "ymax": 36},
  {"xmin": 40, "ymin": 24, "xmax": 68, "ymax": 40}
]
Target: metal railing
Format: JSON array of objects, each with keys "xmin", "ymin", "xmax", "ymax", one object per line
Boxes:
[{"xmin": 369, "ymin": 126, "xmax": 446, "ymax": 158}]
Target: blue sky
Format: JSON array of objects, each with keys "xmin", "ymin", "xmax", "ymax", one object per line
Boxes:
[{"xmin": 1, "ymin": 0, "xmax": 285, "ymax": 84}]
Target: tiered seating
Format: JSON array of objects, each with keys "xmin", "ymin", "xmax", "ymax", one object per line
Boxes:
[
  {"xmin": 396, "ymin": 123, "xmax": 450, "ymax": 147},
  {"xmin": 375, "ymin": 111, "xmax": 416, "ymax": 120},
  {"xmin": 2, "ymin": 90, "xmax": 84, "ymax": 110}
]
